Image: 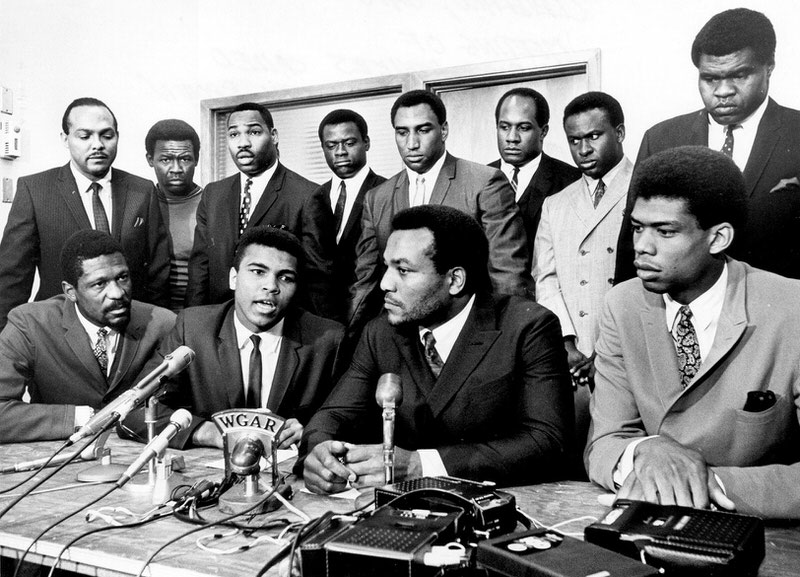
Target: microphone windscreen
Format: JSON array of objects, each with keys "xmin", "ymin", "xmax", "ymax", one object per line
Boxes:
[
  {"xmin": 170, "ymin": 408, "xmax": 192, "ymax": 430},
  {"xmin": 376, "ymin": 373, "xmax": 403, "ymax": 407}
]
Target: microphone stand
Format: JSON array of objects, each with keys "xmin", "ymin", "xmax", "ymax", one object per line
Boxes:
[{"xmin": 382, "ymin": 400, "xmax": 397, "ymax": 484}]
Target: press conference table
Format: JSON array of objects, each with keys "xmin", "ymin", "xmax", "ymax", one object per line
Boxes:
[{"xmin": 0, "ymin": 437, "xmax": 798, "ymax": 576}]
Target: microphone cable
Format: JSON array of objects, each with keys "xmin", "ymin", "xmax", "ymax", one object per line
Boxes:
[
  {"xmin": 0, "ymin": 424, "xmax": 112, "ymax": 521},
  {"xmin": 0, "ymin": 440, "xmax": 72, "ymax": 494}
]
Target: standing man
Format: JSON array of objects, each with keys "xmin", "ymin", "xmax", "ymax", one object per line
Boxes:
[
  {"xmin": 185, "ymin": 102, "xmax": 337, "ymax": 319},
  {"xmin": 350, "ymin": 90, "xmax": 530, "ymax": 330},
  {"xmin": 316, "ymin": 109, "xmax": 386, "ymax": 316},
  {"xmin": 615, "ymin": 8, "xmax": 800, "ymax": 281},
  {"xmin": 533, "ymin": 92, "xmax": 631, "ymax": 472},
  {"xmin": 145, "ymin": 119, "xmax": 203, "ymax": 311},
  {"xmin": 0, "ymin": 97, "xmax": 170, "ymax": 331},
  {"xmin": 0, "ymin": 230, "xmax": 175, "ymax": 442},
  {"xmin": 490, "ymin": 88, "xmax": 580, "ymax": 263},
  {"xmin": 303, "ymin": 205, "xmax": 572, "ymax": 493}
]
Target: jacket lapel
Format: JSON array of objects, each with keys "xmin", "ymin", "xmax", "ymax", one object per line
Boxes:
[
  {"xmin": 640, "ymin": 291, "xmax": 684, "ymax": 407},
  {"xmin": 581, "ymin": 158, "xmax": 632, "ymax": 240},
  {"xmin": 428, "ymin": 153, "xmax": 456, "ymax": 205},
  {"xmin": 61, "ymin": 299, "xmax": 107, "ymax": 396},
  {"xmin": 339, "ymin": 171, "xmax": 375, "ymax": 243},
  {"xmin": 743, "ymin": 98, "xmax": 780, "ymax": 197},
  {"xmin": 218, "ymin": 307, "xmax": 246, "ymax": 408},
  {"xmin": 110, "ymin": 170, "xmax": 127, "ymax": 240},
  {"xmin": 107, "ymin": 305, "xmax": 146, "ymax": 394},
  {"xmin": 248, "ymin": 164, "xmax": 282, "ymax": 227},
  {"xmin": 393, "ymin": 327, "xmax": 436, "ymax": 397},
  {"xmin": 58, "ymin": 164, "xmax": 93, "ymax": 229},
  {"xmin": 392, "ymin": 171, "xmax": 411, "ymax": 213},
  {"xmin": 266, "ymin": 312, "xmax": 301, "ymax": 411}
]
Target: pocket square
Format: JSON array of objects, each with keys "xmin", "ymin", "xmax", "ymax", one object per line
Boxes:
[
  {"xmin": 133, "ymin": 216, "xmax": 145, "ymax": 227},
  {"xmin": 769, "ymin": 177, "xmax": 800, "ymax": 193}
]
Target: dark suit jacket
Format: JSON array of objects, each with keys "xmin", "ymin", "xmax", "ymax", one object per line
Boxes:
[
  {"xmin": 317, "ymin": 169, "xmax": 387, "ymax": 313},
  {"xmin": 121, "ymin": 301, "xmax": 344, "ymax": 449},
  {"xmin": 0, "ymin": 295, "xmax": 175, "ymax": 442},
  {"xmin": 0, "ymin": 164, "xmax": 171, "ymax": 330},
  {"xmin": 349, "ymin": 153, "xmax": 531, "ymax": 329},
  {"xmin": 185, "ymin": 163, "xmax": 338, "ymax": 318},
  {"xmin": 615, "ymin": 98, "xmax": 800, "ymax": 281},
  {"xmin": 301, "ymin": 294, "xmax": 574, "ymax": 486},
  {"xmin": 489, "ymin": 153, "xmax": 580, "ymax": 265}
]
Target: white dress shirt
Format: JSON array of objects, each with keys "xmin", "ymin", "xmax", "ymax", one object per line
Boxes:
[
  {"xmin": 405, "ymin": 152, "xmax": 447, "ymax": 207},
  {"xmin": 707, "ymin": 96, "xmax": 769, "ymax": 171},
  {"xmin": 73, "ymin": 304, "xmax": 120, "ymax": 427},
  {"xmin": 500, "ymin": 154, "xmax": 541, "ymax": 202},
  {"xmin": 330, "ymin": 165, "xmax": 371, "ymax": 244},
  {"xmin": 240, "ymin": 162, "xmax": 279, "ymax": 223},
  {"xmin": 70, "ymin": 163, "xmax": 113, "ymax": 231},
  {"xmin": 233, "ymin": 314, "xmax": 284, "ymax": 409},
  {"xmin": 581, "ymin": 156, "xmax": 626, "ymax": 206}
]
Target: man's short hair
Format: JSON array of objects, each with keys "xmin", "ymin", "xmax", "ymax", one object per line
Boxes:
[
  {"xmin": 318, "ymin": 109, "xmax": 368, "ymax": 142},
  {"xmin": 229, "ymin": 102, "xmax": 274, "ymax": 130},
  {"xmin": 563, "ymin": 91, "xmax": 624, "ymax": 127},
  {"xmin": 62, "ymin": 97, "xmax": 118, "ymax": 134},
  {"xmin": 61, "ymin": 230, "xmax": 125, "ymax": 287},
  {"xmin": 495, "ymin": 87, "xmax": 550, "ymax": 127},
  {"xmin": 390, "ymin": 90, "xmax": 447, "ymax": 126},
  {"xmin": 691, "ymin": 8, "xmax": 776, "ymax": 67},
  {"xmin": 145, "ymin": 119, "xmax": 201, "ymax": 157},
  {"xmin": 391, "ymin": 205, "xmax": 490, "ymax": 295},
  {"xmin": 233, "ymin": 225, "xmax": 305, "ymax": 272},
  {"xmin": 632, "ymin": 145, "xmax": 748, "ymax": 231}
]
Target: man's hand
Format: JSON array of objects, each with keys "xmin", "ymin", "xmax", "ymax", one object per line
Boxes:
[
  {"xmin": 276, "ymin": 418, "xmax": 302, "ymax": 449},
  {"xmin": 303, "ymin": 440, "xmax": 357, "ymax": 494},
  {"xmin": 564, "ymin": 338, "xmax": 595, "ymax": 388},
  {"xmin": 617, "ymin": 436, "xmax": 735, "ymax": 510},
  {"xmin": 343, "ymin": 444, "xmax": 423, "ymax": 488}
]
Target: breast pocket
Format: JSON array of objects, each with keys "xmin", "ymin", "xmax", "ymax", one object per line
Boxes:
[{"xmin": 727, "ymin": 394, "xmax": 792, "ymax": 465}]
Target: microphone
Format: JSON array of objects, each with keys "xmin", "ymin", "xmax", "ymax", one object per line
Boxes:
[
  {"xmin": 69, "ymin": 346, "xmax": 195, "ymax": 444},
  {"xmin": 116, "ymin": 409, "xmax": 192, "ymax": 487},
  {"xmin": 1, "ymin": 432, "xmax": 109, "ymax": 474},
  {"xmin": 375, "ymin": 373, "xmax": 403, "ymax": 484}
]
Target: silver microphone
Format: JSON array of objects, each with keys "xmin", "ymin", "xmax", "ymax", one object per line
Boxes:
[
  {"xmin": 375, "ymin": 373, "xmax": 403, "ymax": 484},
  {"xmin": 69, "ymin": 346, "xmax": 195, "ymax": 444}
]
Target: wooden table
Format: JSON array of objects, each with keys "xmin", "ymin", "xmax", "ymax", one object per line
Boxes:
[{"xmin": 1, "ymin": 437, "xmax": 798, "ymax": 576}]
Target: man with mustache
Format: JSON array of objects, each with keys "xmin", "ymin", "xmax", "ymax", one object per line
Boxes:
[
  {"xmin": 586, "ymin": 146, "xmax": 800, "ymax": 520},
  {"xmin": 0, "ymin": 230, "xmax": 175, "ymax": 442},
  {"xmin": 185, "ymin": 102, "xmax": 337, "ymax": 319},
  {"xmin": 614, "ymin": 8, "xmax": 800, "ymax": 282},
  {"xmin": 0, "ymin": 97, "xmax": 171, "ymax": 332}
]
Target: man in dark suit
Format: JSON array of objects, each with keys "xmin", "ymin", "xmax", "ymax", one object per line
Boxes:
[
  {"xmin": 489, "ymin": 87, "xmax": 580, "ymax": 264},
  {"xmin": 615, "ymin": 8, "xmax": 800, "ymax": 282},
  {"xmin": 185, "ymin": 102, "xmax": 337, "ymax": 319},
  {"xmin": 349, "ymin": 90, "xmax": 531, "ymax": 331},
  {"xmin": 302, "ymin": 205, "xmax": 573, "ymax": 493},
  {"xmin": 0, "ymin": 97, "xmax": 170, "ymax": 331},
  {"xmin": 315, "ymin": 109, "xmax": 386, "ymax": 318},
  {"xmin": 123, "ymin": 226, "xmax": 344, "ymax": 450},
  {"xmin": 0, "ymin": 230, "xmax": 175, "ymax": 442}
]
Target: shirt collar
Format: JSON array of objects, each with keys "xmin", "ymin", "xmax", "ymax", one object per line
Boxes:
[
  {"xmin": 241, "ymin": 162, "xmax": 278, "ymax": 194},
  {"xmin": 233, "ymin": 312, "xmax": 284, "ymax": 352},
  {"xmin": 331, "ymin": 165, "xmax": 370, "ymax": 195},
  {"xmin": 405, "ymin": 151, "xmax": 447, "ymax": 192},
  {"xmin": 73, "ymin": 303, "xmax": 119, "ymax": 343},
  {"xmin": 70, "ymin": 162, "xmax": 112, "ymax": 193},
  {"xmin": 581, "ymin": 155, "xmax": 626, "ymax": 193},
  {"xmin": 417, "ymin": 294, "xmax": 476, "ymax": 363},
  {"xmin": 500, "ymin": 154, "xmax": 541, "ymax": 184},
  {"xmin": 663, "ymin": 261, "xmax": 728, "ymax": 333},
  {"xmin": 708, "ymin": 95, "xmax": 769, "ymax": 131}
]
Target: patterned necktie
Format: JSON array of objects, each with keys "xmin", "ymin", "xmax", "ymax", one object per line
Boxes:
[
  {"xmin": 510, "ymin": 167, "xmax": 520, "ymax": 195},
  {"xmin": 721, "ymin": 125, "xmax": 738, "ymax": 158},
  {"xmin": 94, "ymin": 328, "xmax": 109, "ymax": 375},
  {"xmin": 674, "ymin": 305, "xmax": 701, "ymax": 388},
  {"xmin": 238, "ymin": 178, "xmax": 253, "ymax": 236},
  {"xmin": 412, "ymin": 176, "xmax": 426, "ymax": 207},
  {"xmin": 246, "ymin": 335, "xmax": 262, "ymax": 408},
  {"xmin": 90, "ymin": 182, "xmax": 111, "ymax": 234},
  {"xmin": 422, "ymin": 330, "xmax": 444, "ymax": 378},
  {"xmin": 333, "ymin": 180, "xmax": 347, "ymax": 235},
  {"xmin": 593, "ymin": 179, "xmax": 606, "ymax": 209}
]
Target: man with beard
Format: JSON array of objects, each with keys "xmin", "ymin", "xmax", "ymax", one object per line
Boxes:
[
  {"xmin": 0, "ymin": 230, "xmax": 175, "ymax": 442},
  {"xmin": 301, "ymin": 205, "xmax": 573, "ymax": 493}
]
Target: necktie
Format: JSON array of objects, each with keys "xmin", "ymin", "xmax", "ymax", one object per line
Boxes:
[
  {"xmin": 333, "ymin": 180, "xmax": 347, "ymax": 235},
  {"xmin": 422, "ymin": 330, "xmax": 444, "ymax": 378},
  {"xmin": 246, "ymin": 334, "xmax": 262, "ymax": 408},
  {"xmin": 721, "ymin": 125, "xmax": 737, "ymax": 158},
  {"xmin": 593, "ymin": 179, "xmax": 606, "ymax": 209},
  {"xmin": 90, "ymin": 182, "xmax": 111, "ymax": 234},
  {"xmin": 510, "ymin": 167, "xmax": 519, "ymax": 195},
  {"xmin": 412, "ymin": 176, "xmax": 426, "ymax": 207},
  {"xmin": 94, "ymin": 328, "xmax": 109, "ymax": 376},
  {"xmin": 238, "ymin": 178, "xmax": 253, "ymax": 237},
  {"xmin": 674, "ymin": 305, "xmax": 701, "ymax": 388}
]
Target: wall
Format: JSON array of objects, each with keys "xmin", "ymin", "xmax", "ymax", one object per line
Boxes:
[{"xmin": 1, "ymin": 0, "xmax": 798, "ymax": 227}]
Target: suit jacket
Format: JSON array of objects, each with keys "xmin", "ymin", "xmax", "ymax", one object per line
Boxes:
[
  {"xmin": 185, "ymin": 163, "xmax": 338, "ymax": 319},
  {"xmin": 615, "ymin": 98, "xmax": 800, "ymax": 282},
  {"xmin": 0, "ymin": 295, "xmax": 175, "ymax": 442},
  {"xmin": 317, "ymin": 169, "xmax": 387, "ymax": 313},
  {"xmin": 586, "ymin": 259, "xmax": 800, "ymax": 519},
  {"xmin": 489, "ymin": 153, "xmax": 580, "ymax": 264},
  {"xmin": 301, "ymin": 294, "xmax": 574, "ymax": 486},
  {"xmin": 349, "ymin": 153, "xmax": 531, "ymax": 328},
  {"xmin": 0, "ymin": 164, "xmax": 171, "ymax": 330},
  {"xmin": 121, "ymin": 301, "xmax": 345, "ymax": 449}
]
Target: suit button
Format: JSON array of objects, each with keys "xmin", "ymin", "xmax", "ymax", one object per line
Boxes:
[
  {"xmin": 607, "ymin": 247, "xmax": 614, "ymax": 253},
  {"xmin": 580, "ymin": 280, "xmax": 588, "ymax": 286},
  {"xmin": 580, "ymin": 250, "xmax": 588, "ymax": 256},
  {"xmin": 579, "ymin": 310, "xmax": 588, "ymax": 317}
]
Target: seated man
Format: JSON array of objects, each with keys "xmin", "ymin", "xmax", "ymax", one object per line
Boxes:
[
  {"xmin": 122, "ymin": 226, "xmax": 345, "ymax": 450},
  {"xmin": 0, "ymin": 230, "xmax": 175, "ymax": 442},
  {"xmin": 302, "ymin": 205, "xmax": 573, "ymax": 493},
  {"xmin": 586, "ymin": 146, "xmax": 800, "ymax": 519}
]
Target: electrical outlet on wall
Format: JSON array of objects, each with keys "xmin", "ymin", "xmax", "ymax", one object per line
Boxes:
[{"xmin": 2, "ymin": 177, "xmax": 13, "ymax": 202}]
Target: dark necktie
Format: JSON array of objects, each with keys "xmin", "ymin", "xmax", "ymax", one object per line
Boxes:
[
  {"xmin": 246, "ymin": 334, "xmax": 262, "ymax": 408},
  {"xmin": 333, "ymin": 180, "xmax": 347, "ymax": 235},
  {"xmin": 593, "ymin": 179, "xmax": 606, "ymax": 209},
  {"xmin": 94, "ymin": 328, "xmax": 109, "ymax": 376},
  {"xmin": 510, "ymin": 167, "xmax": 519, "ymax": 195},
  {"xmin": 721, "ymin": 125, "xmax": 737, "ymax": 158},
  {"xmin": 90, "ymin": 182, "xmax": 111, "ymax": 234},
  {"xmin": 422, "ymin": 330, "xmax": 444, "ymax": 378},
  {"xmin": 238, "ymin": 178, "xmax": 253, "ymax": 237},
  {"xmin": 674, "ymin": 305, "xmax": 701, "ymax": 388}
]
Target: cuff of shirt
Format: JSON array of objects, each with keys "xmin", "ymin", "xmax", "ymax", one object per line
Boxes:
[
  {"xmin": 418, "ymin": 449, "xmax": 448, "ymax": 477},
  {"xmin": 74, "ymin": 405, "xmax": 95, "ymax": 430},
  {"xmin": 613, "ymin": 436, "xmax": 657, "ymax": 488}
]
